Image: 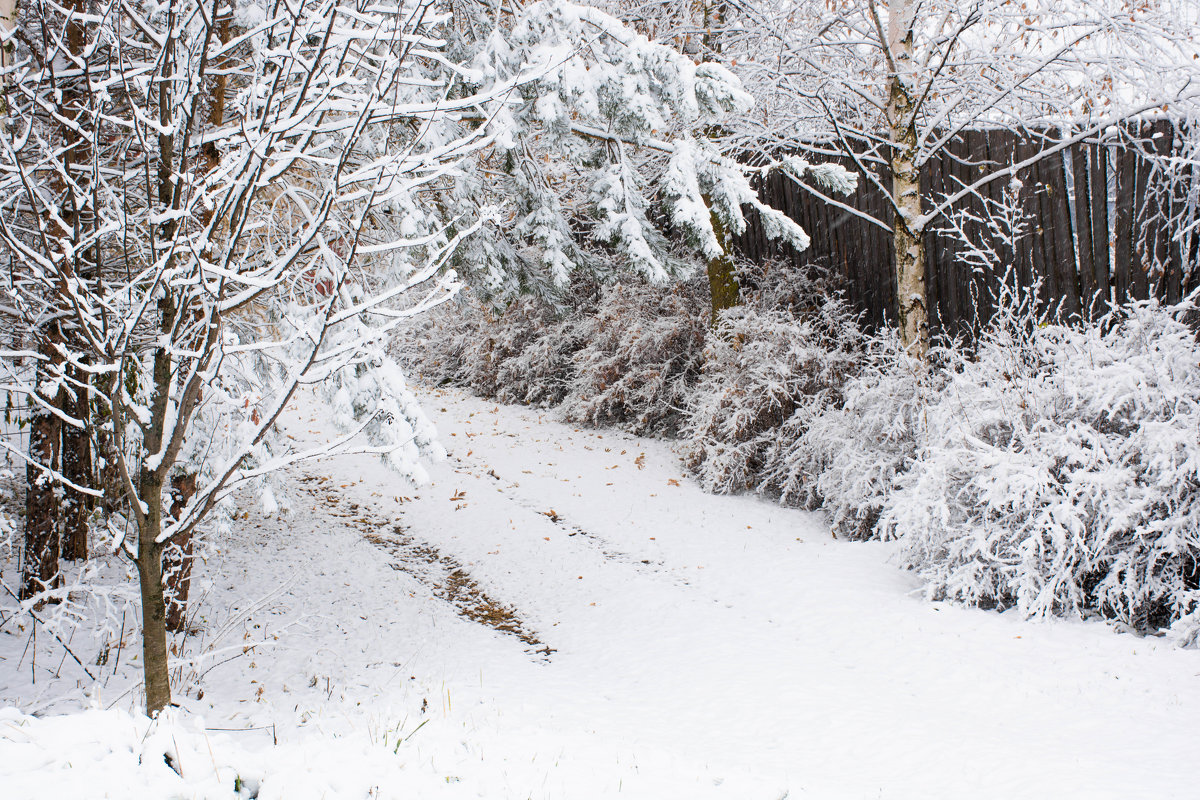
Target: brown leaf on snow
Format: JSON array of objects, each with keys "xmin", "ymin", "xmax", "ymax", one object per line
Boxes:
[
  {"xmin": 667, "ymin": 479, "xmax": 680, "ymax": 487},
  {"xmin": 634, "ymin": 453, "xmax": 645, "ymax": 470}
]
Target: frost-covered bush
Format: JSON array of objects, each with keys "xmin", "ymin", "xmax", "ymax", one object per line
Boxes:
[
  {"xmin": 495, "ymin": 311, "xmax": 589, "ymax": 408},
  {"xmin": 391, "ymin": 299, "xmax": 484, "ymax": 387},
  {"xmin": 397, "ymin": 291, "xmax": 589, "ymax": 407},
  {"xmin": 684, "ymin": 266, "xmax": 863, "ymax": 500},
  {"xmin": 882, "ymin": 296, "xmax": 1200, "ymax": 633},
  {"xmin": 790, "ymin": 330, "xmax": 936, "ymax": 538},
  {"xmin": 561, "ymin": 279, "xmax": 708, "ymax": 436},
  {"xmin": 450, "ymin": 298, "xmax": 556, "ymax": 399}
]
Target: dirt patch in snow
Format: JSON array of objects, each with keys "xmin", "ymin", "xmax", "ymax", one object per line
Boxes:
[{"xmin": 298, "ymin": 474, "xmax": 552, "ymax": 658}]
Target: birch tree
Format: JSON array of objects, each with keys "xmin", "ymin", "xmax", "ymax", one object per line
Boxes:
[{"xmin": 716, "ymin": 0, "xmax": 1200, "ymax": 355}]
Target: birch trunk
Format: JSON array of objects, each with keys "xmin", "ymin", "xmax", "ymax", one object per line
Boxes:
[
  {"xmin": 0, "ymin": 0, "xmax": 15, "ymax": 76},
  {"xmin": 885, "ymin": 0, "xmax": 929, "ymax": 358}
]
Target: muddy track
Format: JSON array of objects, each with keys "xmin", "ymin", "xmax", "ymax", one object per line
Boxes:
[{"xmin": 297, "ymin": 474, "xmax": 553, "ymax": 659}]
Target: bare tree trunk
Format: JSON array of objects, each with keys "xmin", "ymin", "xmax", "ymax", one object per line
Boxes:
[
  {"xmin": 135, "ymin": 479, "xmax": 171, "ymax": 714},
  {"xmin": 162, "ymin": 2, "xmax": 231, "ymax": 633},
  {"xmin": 94, "ymin": 373, "xmax": 123, "ymax": 515},
  {"xmin": 61, "ymin": 363, "xmax": 92, "ymax": 561},
  {"xmin": 885, "ymin": 0, "xmax": 928, "ymax": 358},
  {"xmin": 705, "ymin": 204, "xmax": 739, "ymax": 323},
  {"xmin": 34, "ymin": 0, "xmax": 98, "ymax": 564},
  {"xmin": 164, "ymin": 473, "xmax": 197, "ymax": 633},
  {"xmin": 20, "ymin": 344, "xmax": 63, "ymax": 601},
  {"xmin": 137, "ymin": 301, "xmax": 177, "ymax": 715}
]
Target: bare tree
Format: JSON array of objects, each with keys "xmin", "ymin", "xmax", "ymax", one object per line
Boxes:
[
  {"xmin": 690, "ymin": 0, "xmax": 1200, "ymax": 354},
  {"xmin": 0, "ymin": 0, "xmax": 858, "ymax": 717},
  {"xmin": 0, "ymin": 0, "xmax": 518, "ymax": 714}
]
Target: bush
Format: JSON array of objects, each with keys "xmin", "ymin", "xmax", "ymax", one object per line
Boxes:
[
  {"xmin": 397, "ymin": 292, "xmax": 587, "ymax": 407},
  {"xmin": 561, "ymin": 279, "xmax": 708, "ymax": 435},
  {"xmin": 683, "ymin": 265, "xmax": 864, "ymax": 501},
  {"xmin": 494, "ymin": 311, "xmax": 588, "ymax": 408},
  {"xmin": 399, "ymin": 277, "xmax": 708, "ymax": 434},
  {"xmin": 792, "ymin": 330, "xmax": 935, "ymax": 538},
  {"xmin": 881, "ymin": 295, "xmax": 1200, "ymax": 632},
  {"xmin": 453, "ymin": 298, "xmax": 557, "ymax": 399},
  {"xmin": 393, "ymin": 297, "xmax": 487, "ymax": 387}
]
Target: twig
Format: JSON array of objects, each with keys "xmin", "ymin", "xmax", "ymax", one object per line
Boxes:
[
  {"xmin": 112, "ymin": 609, "xmax": 127, "ymax": 676},
  {"xmin": 0, "ymin": 579, "xmax": 96, "ymax": 680},
  {"xmin": 54, "ymin": 625, "xmax": 77, "ymax": 678}
]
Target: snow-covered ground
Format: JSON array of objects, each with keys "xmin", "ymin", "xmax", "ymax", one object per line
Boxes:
[{"xmin": 3, "ymin": 385, "xmax": 1199, "ymax": 799}]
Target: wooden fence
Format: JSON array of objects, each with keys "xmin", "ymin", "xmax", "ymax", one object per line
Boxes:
[{"xmin": 735, "ymin": 120, "xmax": 1200, "ymax": 339}]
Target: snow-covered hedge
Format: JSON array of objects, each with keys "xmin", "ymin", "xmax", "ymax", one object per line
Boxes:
[
  {"xmin": 792, "ymin": 330, "xmax": 935, "ymax": 539},
  {"xmin": 881, "ymin": 297, "xmax": 1200, "ymax": 634},
  {"xmin": 684, "ymin": 267, "xmax": 863, "ymax": 502},
  {"xmin": 561, "ymin": 279, "xmax": 708, "ymax": 436},
  {"xmin": 398, "ymin": 295, "xmax": 585, "ymax": 407}
]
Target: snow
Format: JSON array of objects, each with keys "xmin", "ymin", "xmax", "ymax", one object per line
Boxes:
[{"xmin": 3, "ymin": 384, "xmax": 1200, "ymax": 798}]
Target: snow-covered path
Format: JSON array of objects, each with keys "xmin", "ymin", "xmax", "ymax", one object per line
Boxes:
[
  {"xmin": 4, "ymin": 385, "xmax": 1199, "ymax": 799},
  {"xmin": 194, "ymin": 384, "xmax": 1200, "ymax": 799}
]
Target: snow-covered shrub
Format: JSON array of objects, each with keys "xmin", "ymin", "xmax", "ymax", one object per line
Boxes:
[
  {"xmin": 393, "ymin": 298, "xmax": 485, "ymax": 386},
  {"xmin": 882, "ymin": 295, "xmax": 1200, "ymax": 633},
  {"xmin": 396, "ymin": 290, "xmax": 589, "ymax": 407},
  {"xmin": 561, "ymin": 278, "xmax": 708, "ymax": 436},
  {"xmin": 789, "ymin": 330, "xmax": 936, "ymax": 538},
  {"xmin": 396, "ymin": 296, "xmax": 542, "ymax": 394},
  {"xmin": 450, "ymin": 298, "xmax": 554, "ymax": 399},
  {"xmin": 495, "ymin": 313, "xmax": 588, "ymax": 407},
  {"xmin": 684, "ymin": 265, "xmax": 864, "ymax": 499}
]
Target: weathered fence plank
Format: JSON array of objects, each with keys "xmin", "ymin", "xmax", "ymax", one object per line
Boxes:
[
  {"xmin": 1071, "ymin": 143, "xmax": 1098, "ymax": 314},
  {"xmin": 734, "ymin": 122, "xmax": 1197, "ymax": 338}
]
